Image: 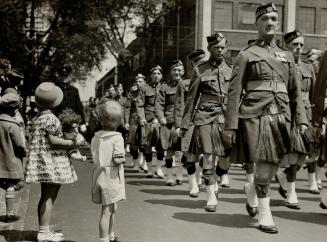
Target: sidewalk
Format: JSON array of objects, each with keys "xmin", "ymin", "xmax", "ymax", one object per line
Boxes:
[{"xmin": 0, "ymin": 184, "xmax": 31, "ymax": 242}]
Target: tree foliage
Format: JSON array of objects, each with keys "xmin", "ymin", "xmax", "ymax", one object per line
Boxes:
[{"xmin": 0, "ymin": 0, "xmax": 175, "ymax": 93}]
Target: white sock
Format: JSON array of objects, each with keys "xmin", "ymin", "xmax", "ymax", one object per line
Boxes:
[
  {"xmin": 100, "ymin": 237, "xmax": 110, "ymax": 242},
  {"xmin": 277, "ymin": 170, "xmax": 287, "ymax": 190},
  {"xmin": 308, "ymin": 173, "xmax": 319, "ymax": 190},
  {"xmin": 206, "ymin": 184, "xmax": 217, "ymax": 206},
  {"xmin": 189, "ymin": 174, "xmax": 199, "ymax": 193},
  {"xmin": 287, "ymin": 182, "xmax": 298, "ymax": 204},
  {"xmin": 258, "ymin": 197, "xmax": 275, "ymax": 226},
  {"xmin": 247, "ymin": 173, "xmax": 254, "ymax": 183},
  {"xmin": 244, "ymin": 182, "xmax": 258, "ymax": 207}
]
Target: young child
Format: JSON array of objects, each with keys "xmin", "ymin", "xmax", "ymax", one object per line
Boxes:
[
  {"xmin": 91, "ymin": 101, "xmax": 126, "ymax": 242},
  {"xmin": 58, "ymin": 108, "xmax": 87, "ymax": 162},
  {"xmin": 24, "ymin": 82, "xmax": 81, "ymax": 242},
  {"xmin": 0, "ymin": 92, "xmax": 27, "ymax": 222}
]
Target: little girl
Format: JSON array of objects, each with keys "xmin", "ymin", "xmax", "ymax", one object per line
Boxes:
[
  {"xmin": 91, "ymin": 101, "xmax": 126, "ymax": 242},
  {"xmin": 24, "ymin": 82, "xmax": 82, "ymax": 242},
  {"xmin": 58, "ymin": 108, "xmax": 87, "ymax": 162}
]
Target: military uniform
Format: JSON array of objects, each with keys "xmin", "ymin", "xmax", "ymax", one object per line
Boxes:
[
  {"xmin": 137, "ymin": 82, "xmax": 164, "ymax": 161},
  {"xmin": 182, "ymin": 58, "xmax": 232, "ymax": 156},
  {"xmin": 156, "ymin": 81, "xmax": 179, "ymax": 151}
]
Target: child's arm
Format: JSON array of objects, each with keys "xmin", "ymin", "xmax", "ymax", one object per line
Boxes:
[
  {"xmin": 48, "ymin": 134, "xmax": 75, "ymax": 149},
  {"xmin": 113, "ymin": 135, "xmax": 125, "ymax": 165},
  {"xmin": 9, "ymin": 125, "xmax": 27, "ymax": 159}
]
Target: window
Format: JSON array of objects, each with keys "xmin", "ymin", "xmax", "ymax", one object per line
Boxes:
[
  {"xmin": 237, "ymin": 3, "xmax": 283, "ymax": 31},
  {"xmin": 298, "ymin": 7, "xmax": 315, "ymax": 34},
  {"xmin": 214, "ymin": 1, "xmax": 233, "ymax": 30},
  {"xmin": 319, "ymin": 8, "xmax": 327, "ymax": 35}
]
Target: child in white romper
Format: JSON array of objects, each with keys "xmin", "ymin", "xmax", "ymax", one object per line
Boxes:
[{"xmin": 91, "ymin": 101, "xmax": 126, "ymax": 242}]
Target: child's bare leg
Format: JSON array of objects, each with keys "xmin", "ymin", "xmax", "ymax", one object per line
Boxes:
[
  {"xmin": 109, "ymin": 203, "xmax": 117, "ymax": 240},
  {"xmin": 5, "ymin": 185, "xmax": 19, "ymax": 221},
  {"xmin": 99, "ymin": 205, "xmax": 110, "ymax": 240}
]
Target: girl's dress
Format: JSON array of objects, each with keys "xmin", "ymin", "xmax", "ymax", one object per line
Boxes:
[{"xmin": 25, "ymin": 113, "xmax": 78, "ymax": 184}]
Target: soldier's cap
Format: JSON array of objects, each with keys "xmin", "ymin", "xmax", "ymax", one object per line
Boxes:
[
  {"xmin": 150, "ymin": 65, "xmax": 162, "ymax": 74},
  {"xmin": 207, "ymin": 32, "xmax": 225, "ymax": 47},
  {"xmin": 284, "ymin": 30, "xmax": 303, "ymax": 43},
  {"xmin": 188, "ymin": 49, "xmax": 206, "ymax": 61},
  {"xmin": 255, "ymin": 3, "xmax": 278, "ymax": 20},
  {"xmin": 169, "ymin": 60, "xmax": 183, "ymax": 70},
  {"xmin": 0, "ymin": 92, "xmax": 20, "ymax": 109},
  {"xmin": 135, "ymin": 73, "xmax": 145, "ymax": 80}
]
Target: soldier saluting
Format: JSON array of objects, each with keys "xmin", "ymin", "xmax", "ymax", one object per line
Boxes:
[
  {"xmin": 181, "ymin": 32, "xmax": 232, "ymax": 212},
  {"xmin": 223, "ymin": 3, "xmax": 308, "ymax": 233}
]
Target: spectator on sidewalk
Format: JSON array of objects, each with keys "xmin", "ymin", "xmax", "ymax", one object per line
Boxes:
[
  {"xmin": 24, "ymin": 82, "xmax": 83, "ymax": 242},
  {"xmin": 91, "ymin": 101, "xmax": 126, "ymax": 242},
  {"xmin": 0, "ymin": 92, "xmax": 27, "ymax": 223}
]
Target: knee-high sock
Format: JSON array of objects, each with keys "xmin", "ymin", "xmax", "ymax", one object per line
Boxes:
[
  {"xmin": 286, "ymin": 182, "xmax": 298, "ymax": 204},
  {"xmin": 245, "ymin": 182, "xmax": 258, "ymax": 207},
  {"xmin": 258, "ymin": 197, "xmax": 275, "ymax": 226}
]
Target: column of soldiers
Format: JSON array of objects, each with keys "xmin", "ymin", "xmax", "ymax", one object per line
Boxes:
[{"xmin": 97, "ymin": 2, "xmax": 327, "ymax": 235}]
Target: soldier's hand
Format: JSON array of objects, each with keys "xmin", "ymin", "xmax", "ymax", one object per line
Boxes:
[
  {"xmin": 321, "ymin": 123, "xmax": 326, "ymax": 136},
  {"xmin": 175, "ymin": 128, "xmax": 181, "ymax": 137},
  {"xmin": 153, "ymin": 118, "xmax": 159, "ymax": 124},
  {"xmin": 125, "ymin": 123, "xmax": 130, "ymax": 130},
  {"xmin": 298, "ymin": 124, "xmax": 308, "ymax": 135},
  {"xmin": 160, "ymin": 118, "xmax": 167, "ymax": 126},
  {"xmin": 139, "ymin": 120, "xmax": 146, "ymax": 126},
  {"xmin": 222, "ymin": 130, "xmax": 236, "ymax": 146},
  {"xmin": 79, "ymin": 124, "xmax": 87, "ymax": 133}
]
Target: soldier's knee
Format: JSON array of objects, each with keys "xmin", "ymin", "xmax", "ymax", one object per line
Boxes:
[
  {"xmin": 215, "ymin": 165, "xmax": 228, "ymax": 177},
  {"xmin": 254, "ymin": 177, "xmax": 270, "ymax": 198},
  {"xmin": 186, "ymin": 162, "xmax": 196, "ymax": 175},
  {"xmin": 203, "ymin": 168, "xmax": 215, "ymax": 185},
  {"xmin": 157, "ymin": 151, "xmax": 164, "ymax": 160},
  {"xmin": 181, "ymin": 155, "xmax": 187, "ymax": 167},
  {"xmin": 165, "ymin": 158, "xmax": 173, "ymax": 168},
  {"xmin": 307, "ymin": 162, "xmax": 316, "ymax": 173},
  {"xmin": 245, "ymin": 163, "xmax": 254, "ymax": 174},
  {"xmin": 130, "ymin": 148, "xmax": 139, "ymax": 160},
  {"xmin": 145, "ymin": 153, "xmax": 152, "ymax": 162},
  {"xmin": 285, "ymin": 165, "xmax": 297, "ymax": 182}
]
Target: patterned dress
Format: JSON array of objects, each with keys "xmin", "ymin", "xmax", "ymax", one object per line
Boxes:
[{"xmin": 25, "ymin": 113, "xmax": 78, "ymax": 184}]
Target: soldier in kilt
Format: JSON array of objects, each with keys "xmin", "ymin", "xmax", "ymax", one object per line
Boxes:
[
  {"xmin": 174, "ymin": 49, "xmax": 206, "ymax": 197},
  {"xmin": 156, "ymin": 60, "xmax": 185, "ymax": 186},
  {"xmin": 125, "ymin": 75, "xmax": 146, "ymax": 172},
  {"xmin": 223, "ymin": 3, "xmax": 308, "ymax": 233},
  {"xmin": 137, "ymin": 66, "xmax": 165, "ymax": 179},
  {"xmin": 312, "ymin": 50, "xmax": 327, "ymax": 209},
  {"xmin": 181, "ymin": 33, "xmax": 232, "ymax": 212},
  {"xmin": 276, "ymin": 30, "xmax": 318, "ymax": 210}
]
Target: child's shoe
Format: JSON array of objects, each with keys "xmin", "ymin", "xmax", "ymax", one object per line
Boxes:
[{"xmin": 37, "ymin": 231, "xmax": 64, "ymax": 242}]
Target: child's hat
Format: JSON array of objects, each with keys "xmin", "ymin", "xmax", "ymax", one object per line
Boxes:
[
  {"xmin": 35, "ymin": 82, "xmax": 63, "ymax": 108},
  {"xmin": 0, "ymin": 92, "xmax": 20, "ymax": 109}
]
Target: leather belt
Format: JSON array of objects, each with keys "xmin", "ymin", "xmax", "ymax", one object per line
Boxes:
[
  {"xmin": 246, "ymin": 81, "xmax": 288, "ymax": 94},
  {"xmin": 199, "ymin": 93, "xmax": 227, "ymax": 105}
]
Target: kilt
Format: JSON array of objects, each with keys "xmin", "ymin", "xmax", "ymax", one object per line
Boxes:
[
  {"xmin": 126, "ymin": 123, "xmax": 139, "ymax": 146},
  {"xmin": 240, "ymin": 114, "xmax": 291, "ymax": 165},
  {"xmin": 188, "ymin": 123, "xmax": 226, "ymax": 156},
  {"xmin": 160, "ymin": 124, "xmax": 181, "ymax": 151},
  {"xmin": 181, "ymin": 125, "xmax": 195, "ymax": 152}
]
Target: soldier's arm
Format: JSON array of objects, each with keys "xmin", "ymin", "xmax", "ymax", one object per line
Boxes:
[
  {"xmin": 287, "ymin": 54, "xmax": 309, "ymax": 126},
  {"xmin": 155, "ymin": 85, "xmax": 166, "ymax": 124},
  {"xmin": 174, "ymin": 82, "xmax": 184, "ymax": 128},
  {"xmin": 309, "ymin": 63, "xmax": 316, "ymax": 104},
  {"xmin": 124, "ymin": 95, "xmax": 131, "ymax": 125},
  {"xmin": 224, "ymin": 52, "xmax": 248, "ymax": 130},
  {"xmin": 136, "ymin": 88, "xmax": 146, "ymax": 122},
  {"xmin": 312, "ymin": 51, "xmax": 327, "ymax": 126},
  {"xmin": 181, "ymin": 69, "xmax": 201, "ymax": 129}
]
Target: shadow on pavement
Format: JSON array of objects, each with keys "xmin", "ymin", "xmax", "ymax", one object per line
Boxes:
[
  {"xmin": 173, "ymin": 212, "xmax": 254, "ymax": 228},
  {"xmin": 271, "ymin": 186, "xmax": 310, "ymax": 194},
  {"xmin": 218, "ymin": 197, "xmax": 245, "ymax": 204},
  {"xmin": 145, "ymin": 199, "xmax": 206, "ymax": 209},
  {"xmin": 231, "ymin": 177, "xmax": 247, "ymax": 182},
  {"xmin": 217, "ymin": 188, "xmax": 243, "ymax": 195},
  {"xmin": 273, "ymin": 211, "xmax": 327, "ymax": 226},
  {"xmin": 127, "ymin": 180, "xmax": 167, "ymax": 186},
  {"xmin": 298, "ymin": 196, "xmax": 321, "ymax": 202},
  {"xmin": 140, "ymin": 188, "xmax": 189, "ymax": 196}
]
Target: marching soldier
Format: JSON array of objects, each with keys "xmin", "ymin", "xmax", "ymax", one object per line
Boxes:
[
  {"xmin": 312, "ymin": 50, "xmax": 327, "ymax": 210},
  {"xmin": 276, "ymin": 30, "xmax": 318, "ymax": 210},
  {"xmin": 223, "ymin": 3, "xmax": 308, "ymax": 233},
  {"xmin": 181, "ymin": 32, "xmax": 232, "ymax": 212},
  {"xmin": 156, "ymin": 60, "xmax": 185, "ymax": 186},
  {"xmin": 174, "ymin": 49, "xmax": 206, "ymax": 197},
  {"xmin": 137, "ymin": 66, "xmax": 165, "ymax": 179},
  {"xmin": 125, "ymin": 74, "xmax": 146, "ymax": 172}
]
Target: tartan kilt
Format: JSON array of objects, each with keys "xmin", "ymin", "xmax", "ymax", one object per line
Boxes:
[{"xmin": 126, "ymin": 124, "xmax": 139, "ymax": 146}]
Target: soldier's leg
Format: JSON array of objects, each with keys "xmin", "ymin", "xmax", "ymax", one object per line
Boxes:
[
  {"xmin": 202, "ymin": 153, "xmax": 217, "ymax": 212},
  {"xmin": 144, "ymin": 146, "xmax": 154, "ymax": 178},
  {"xmin": 316, "ymin": 156, "xmax": 326, "ymax": 190},
  {"xmin": 216, "ymin": 156, "xmax": 230, "ymax": 188},
  {"xmin": 130, "ymin": 146, "xmax": 140, "ymax": 173},
  {"xmin": 139, "ymin": 147, "xmax": 148, "ymax": 173},
  {"xmin": 174, "ymin": 151, "xmax": 184, "ymax": 185},
  {"xmin": 165, "ymin": 149, "xmax": 175, "ymax": 186},
  {"xmin": 186, "ymin": 152, "xmax": 199, "ymax": 197},
  {"xmin": 196, "ymin": 154, "xmax": 203, "ymax": 186},
  {"xmin": 320, "ymin": 190, "xmax": 327, "ymax": 209},
  {"xmin": 255, "ymin": 162, "xmax": 278, "ymax": 233},
  {"xmin": 307, "ymin": 156, "xmax": 320, "ymax": 194},
  {"xmin": 154, "ymin": 142, "xmax": 165, "ymax": 179},
  {"xmin": 245, "ymin": 163, "xmax": 255, "ymax": 183}
]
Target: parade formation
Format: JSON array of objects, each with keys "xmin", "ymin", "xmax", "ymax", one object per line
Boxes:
[{"xmin": 1, "ymin": 2, "xmax": 327, "ymax": 242}]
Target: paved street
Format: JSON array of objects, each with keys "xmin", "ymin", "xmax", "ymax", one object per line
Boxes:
[{"xmin": 1, "ymin": 154, "xmax": 327, "ymax": 242}]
